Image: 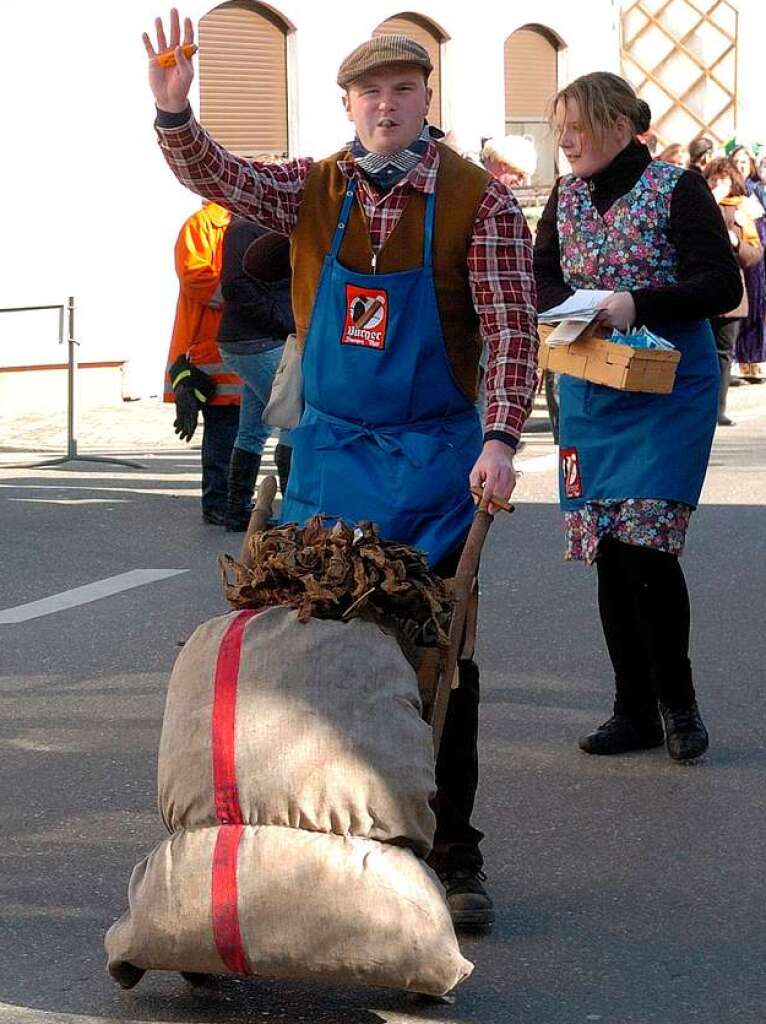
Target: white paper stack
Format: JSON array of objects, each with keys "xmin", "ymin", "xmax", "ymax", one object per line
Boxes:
[{"xmin": 539, "ymin": 290, "xmax": 613, "ymax": 346}]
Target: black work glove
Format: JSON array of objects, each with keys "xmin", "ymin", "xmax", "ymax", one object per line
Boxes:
[
  {"xmin": 169, "ymin": 355, "xmax": 216, "ymax": 444},
  {"xmin": 173, "ymin": 385, "xmax": 200, "ymax": 442}
]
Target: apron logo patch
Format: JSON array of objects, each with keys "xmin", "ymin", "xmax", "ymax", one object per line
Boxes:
[
  {"xmin": 560, "ymin": 447, "xmax": 583, "ymax": 499},
  {"xmin": 340, "ymin": 285, "xmax": 389, "ymax": 350}
]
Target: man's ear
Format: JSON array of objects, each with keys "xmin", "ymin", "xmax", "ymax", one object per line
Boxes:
[
  {"xmin": 342, "ymin": 91, "xmax": 354, "ymax": 123},
  {"xmin": 425, "ymin": 85, "xmax": 433, "ymax": 115}
]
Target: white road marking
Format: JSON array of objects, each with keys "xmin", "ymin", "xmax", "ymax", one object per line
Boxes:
[
  {"xmin": 0, "ymin": 569, "xmax": 188, "ymax": 625},
  {"xmin": 0, "ymin": 484, "xmax": 194, "ymax": 497},
  {"xmin": 0, "ymin": 470, "xmax": 201, "ymax": 481},
  {"xmin": 0, "ymin": 1002, "xmax": 473, "ymax": 1024},
  {"xmin": 7, "ymin": 498, "xmax": 129, "ymax": 505},
  {"xmin": 0, "ymin": 1003, "xmax": 179, "ymax": 1024}
]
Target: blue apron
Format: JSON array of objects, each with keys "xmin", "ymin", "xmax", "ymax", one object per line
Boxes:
[
  {"xmin": 558, "ymin": 319, "xmax": 719, "ymax": 510},
  {"xmin": 281, "ymin": 180, "xmax": 482, "ymax": 564}
]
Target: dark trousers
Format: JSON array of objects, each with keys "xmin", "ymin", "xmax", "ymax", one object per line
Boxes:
[
  {"xmin": 544, "ymin": 370, "xmax": 560, "ymax": 445},
  {"xmin": 596, "ymin": 537, "xmax": 696, "ymax": 716},
  {"xmin": 428, "ymin": 542, "xmax": 484, "ymax": 872},
  {"xmin": 712, "ymin": 317, "xmax": 740, "ymax": 416},
  {"xmin": 200, "ymin": 404, "xmax": 239, "ymax": 516}
]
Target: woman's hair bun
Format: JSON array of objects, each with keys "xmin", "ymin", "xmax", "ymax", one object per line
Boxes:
[{"xmin": 634, "ymin": 98, "xmax": 652, "ymax": 134}]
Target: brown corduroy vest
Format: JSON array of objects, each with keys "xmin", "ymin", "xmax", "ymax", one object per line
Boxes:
[{"xmin": 290, "ymin": 143, "xmax": 490, "ymax": 400}]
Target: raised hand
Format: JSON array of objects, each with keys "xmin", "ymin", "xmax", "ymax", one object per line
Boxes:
[{"xmin": 143, "ymin": 8, "xmax": 195, "ymax": 113}]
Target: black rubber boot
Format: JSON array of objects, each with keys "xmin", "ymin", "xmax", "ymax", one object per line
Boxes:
[
  {"xmin": 224, "ymin": 448, "xmax": 261, "ymax": 533},
  {"xmin": 579, "ymin": 713, "xmax": 665, "ymax": 755},
  {"xmin": 717, "ymin": 357, "xmax": 734, "ymax": 426},
  {"xmin": 438, "ymin": 865, "xmax": 495, "ymax": 931},
  {"xmin": 660, "ymin": 702, "xmax": 709, "ymax": 762},
  {"xmin": 274, "ymin": 442, "xmax": 292, "ymax": 497}
]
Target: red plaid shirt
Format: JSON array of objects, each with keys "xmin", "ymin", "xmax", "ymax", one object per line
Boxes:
[{"xmin": 155, "ymin": 114, "xmax": 538, "ymax": 444}]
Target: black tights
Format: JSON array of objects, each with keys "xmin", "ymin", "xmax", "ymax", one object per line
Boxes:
[{"xmin": 595, "ymin": 537, "xmax": 696, "ymax": 716}]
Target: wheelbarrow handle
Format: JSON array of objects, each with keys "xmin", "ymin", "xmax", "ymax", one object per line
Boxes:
[
  {"xmin": 238, "ymin": 475, "xmax": 278, "ymax": 568},
  {"xmin": 428, "ymin": 498, "xmax": 513, "ymax": 754}
]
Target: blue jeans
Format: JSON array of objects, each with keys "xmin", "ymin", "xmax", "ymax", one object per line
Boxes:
[{"xmin": 220, "ymin": 345, "xmax": 286, "ymax": 454}]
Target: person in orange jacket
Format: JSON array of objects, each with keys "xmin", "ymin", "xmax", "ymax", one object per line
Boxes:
[{"xmin": 165, "ymin": 201, "xmax": 242, "ymax": 523}]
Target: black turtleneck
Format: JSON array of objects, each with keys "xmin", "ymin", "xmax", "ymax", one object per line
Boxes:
[{"xmin": 533, "ymin": 138, "xmax": 742, "ymax": 326}]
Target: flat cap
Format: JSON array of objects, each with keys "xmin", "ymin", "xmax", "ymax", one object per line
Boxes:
[{"xmin": 337, "ymin": 35, "xmax": 433, "ymax": 89}]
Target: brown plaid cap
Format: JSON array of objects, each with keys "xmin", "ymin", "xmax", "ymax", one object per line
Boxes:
[{"xmin": 337, "ymin": 35, "xmax": 433, "ymax": 89}]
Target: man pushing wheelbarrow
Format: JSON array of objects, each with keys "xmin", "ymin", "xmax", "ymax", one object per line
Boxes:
[{"xmin": 144, "ymin": 9, "xmax": 538, "ymax": 927}]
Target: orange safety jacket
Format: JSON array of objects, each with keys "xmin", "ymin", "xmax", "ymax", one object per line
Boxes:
[{"xmin": 164, "ymin": 202, "xmax": 241, "ymax": 406}]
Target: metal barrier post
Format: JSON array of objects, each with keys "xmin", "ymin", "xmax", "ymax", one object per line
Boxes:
[
  {"xmin": 0, "ymin": 299, "xmax": 143, "ymax": 469},
  {"xmin": 66, "ymin": 295, "xmax": 77, "ymax": 460}
]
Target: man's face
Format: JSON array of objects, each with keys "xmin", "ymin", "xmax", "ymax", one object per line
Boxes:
[
  {"xmin": 485, "ymin": 159, "xmax": 527, "ymax": 189},
  {"xmin": 343, "ymin": 65, "xmax": 432, "ymax": 156}
]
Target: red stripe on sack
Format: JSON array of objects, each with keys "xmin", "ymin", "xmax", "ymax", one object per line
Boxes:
[
  {"xmin": 211, "ymin": 824, "xmax": 251, "ymax": 975},
  {"xmin": 210, "ymin": 609, "xmax": 259, "ymax": 977},
  {"xmin": 212, "ymin": 609, "xmax": 258, "ymax": 826}
]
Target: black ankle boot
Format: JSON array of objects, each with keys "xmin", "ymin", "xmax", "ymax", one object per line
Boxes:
[
  {"xmin": 224, "ymin": 448, "xmax": 261, "ymax": 532},
  {"xmin": 274, "ymin": 442, "xmax": 292, "ymax": 497},
  {"xmin": 579, "ymin": 713, "xmax": 664, "ymax": 755},
  {"xmin": 437, "ymin": 865, "xmax": 495, "ymax": 931},
  {"xmin": 660, "ymin": 702, "xmax": 708, "ymax": 762}
]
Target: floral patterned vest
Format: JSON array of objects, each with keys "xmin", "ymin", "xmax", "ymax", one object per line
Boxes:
[{"xmin": 557, "ymin": 161, "xmax": 684, "ymax": 291}]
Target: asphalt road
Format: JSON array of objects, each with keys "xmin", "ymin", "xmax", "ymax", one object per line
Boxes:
[{"xmin": 1, "ymin": 397, "xmax": 765, "ymax": 1024}]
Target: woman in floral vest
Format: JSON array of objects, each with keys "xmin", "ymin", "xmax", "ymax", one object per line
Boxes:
[{"xmin": 534, "ymin": 72, "xmax": 742, "ymax": 762}]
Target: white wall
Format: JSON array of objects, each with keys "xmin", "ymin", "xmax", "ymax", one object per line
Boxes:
[{"xmin": 0, "ymin": 1, "xmax": 210, "ymax": 392}]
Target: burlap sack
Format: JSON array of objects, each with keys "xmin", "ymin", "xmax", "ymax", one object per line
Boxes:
[
  {"xmin": 106, "ymin": 824, "xmax": 473, "ymax": 996},
  {"xmin": 158, "ymin": 608, "xmax": 436, "ymax": 854}
]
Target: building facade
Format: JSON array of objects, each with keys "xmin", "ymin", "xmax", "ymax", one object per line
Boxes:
[{"xmin": 1, "ymin": 0, "xmax": 764, "ymax": 395}]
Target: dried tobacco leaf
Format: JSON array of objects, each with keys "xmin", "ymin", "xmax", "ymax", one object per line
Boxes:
[{"xmin": 218, "ymin": 515, "xmax": 454, "ymax": 649}]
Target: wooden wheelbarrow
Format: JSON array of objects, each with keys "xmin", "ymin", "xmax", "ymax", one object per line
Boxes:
[
  {"xmin": 418, "ymin": 489, "xmax": 512, "ymax": 754},
  {"xmin": 237, "ymin": 477, "xmax": 512, "ymax": 755}
]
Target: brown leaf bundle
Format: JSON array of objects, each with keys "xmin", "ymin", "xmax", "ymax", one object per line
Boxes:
[{"xmin": 219, "ymin": 516, "xmax": 454, "ymax": 648}]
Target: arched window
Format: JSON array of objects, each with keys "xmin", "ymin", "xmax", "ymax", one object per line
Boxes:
[
  {"xmin": 199, "ymin": 0, "xmax": 289, "ymax": 157},
  {"xmin": 373, "ymin": 13, "xmax": 444, "ymax": 128},
  {"xmin": 504, "ymin": 26, "xmax": 560, "ymax": 186}
]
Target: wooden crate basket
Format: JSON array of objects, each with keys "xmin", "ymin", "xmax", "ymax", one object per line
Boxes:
[{"xmin": 538, "ymin": 323, "xmax": 680, "ymax": 394}]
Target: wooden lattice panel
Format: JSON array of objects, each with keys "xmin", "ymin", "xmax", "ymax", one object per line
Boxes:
[{"xmin": 621, "ymin": 0, "xmax": 737, "ymax": 148}]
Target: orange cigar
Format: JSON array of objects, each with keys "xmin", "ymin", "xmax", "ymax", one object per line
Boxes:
[
  {"xmin": 470, "ymin": 487, "xmax": 514, "ymax": 513},
  {"xmin": 156, "ymin": 44, "xmax": 198, "ymax": 67}
]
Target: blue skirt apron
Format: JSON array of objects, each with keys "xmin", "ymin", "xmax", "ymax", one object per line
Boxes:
[
  {"xmin": 281, "ymin": 181, "xmax": 482, "ymax": 565},
  {"xmin": 558, "ymin": 319, "xmax": 719, "ymax": 510}
]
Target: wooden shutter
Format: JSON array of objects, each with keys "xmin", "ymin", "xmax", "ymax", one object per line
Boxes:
[
  {"xmin": 373, "ymin": 14, "xmax": 442, "ymax": 127},
  {"xmin": 505, "ymin": 27, "xmax": 558, "ymax": 121},
  {"xmin": 199, "ymin": 1, "xmax": 288, "ymax": 157}
]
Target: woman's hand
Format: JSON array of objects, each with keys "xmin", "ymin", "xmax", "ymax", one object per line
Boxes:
[
  {"xmin": 143, "ymin": 9, "xmax": 195, "ymax": 113},
  {"xmin": 596, "ymin": 291, "xmax": 636, "ymax": 332}
]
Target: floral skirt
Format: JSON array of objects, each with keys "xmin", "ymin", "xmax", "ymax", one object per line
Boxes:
[{"xmin": 564, "ymin": 499, "xmax": 693, "ymax": 565}]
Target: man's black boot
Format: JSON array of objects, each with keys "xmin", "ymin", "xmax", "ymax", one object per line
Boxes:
[
  {"xmin": 579, "ymin": 712, "xmax": 664, "ymax": 755},
  {"xmin": 224, "ymin": 448, "xmax": 261, "ymax": 532},
  {"xmin": 660, "ymin": 702, "xmax": 709, "ymax": 762},
  {"xmin": 438, "ymin": 865, "xmax": 495, "ymax": 931},
  {"xmin": 274, "ymin": 442, "xmax": 292, "ymax": 496}
]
